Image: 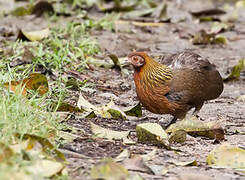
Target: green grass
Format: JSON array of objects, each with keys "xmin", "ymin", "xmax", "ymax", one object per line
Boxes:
[
  {"xmin": 0, "ymin": 10, "xmax": 118, "ymax": 178},
  {"xmin": 0, "ymin": 84, "xmax": 67, "ymax": 178}
]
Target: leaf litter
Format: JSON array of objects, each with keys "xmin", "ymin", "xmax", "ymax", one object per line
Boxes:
[{"xmin": 1, "ymin": 0, "xmax": 245, "ymax": 179}]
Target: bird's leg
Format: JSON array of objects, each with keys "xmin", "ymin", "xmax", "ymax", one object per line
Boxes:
[
  {"xmin": 165, "ymin": 116, "xmax": 177, "ymax": 129},
  {"xmin": 192, "ymin": 102, "xmax": 204, "ymax": 118}
]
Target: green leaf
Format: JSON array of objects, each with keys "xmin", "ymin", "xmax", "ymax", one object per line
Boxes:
[
  {"xmin": 192, "ymin": 30, "xmax": 228, "ymax": 45},
  {"xmin": 123, "ymin": 103, "xmax": 142, "ymax": 117},
  {"xmin": 224, "ymin": 59, "xmax": 245, "ymax": 82},
  {"xmin": 136, "ymin": 123, "xmax": 170, "ymax": 148},
  {"xmin": 56, "ymin": 102, "xmax": 84, "ymax": 113},
  {"xmin": 108, "ymin": 54, "xmax": 121, "ymax": 69},
  {"xmin": 168, "ymin": 129, "xmax": 187, "ymax": 144},
  {"xmin": 214, "ymin": 36, "xmax": 228, "ymax": 44},
  {"xmin": 11, "ymin": 6, "xmax": 32, "ymax": 16}
]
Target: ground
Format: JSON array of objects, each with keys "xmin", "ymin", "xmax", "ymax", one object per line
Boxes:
[{"xmin": 0, "ymin": 0, "xmax": 245, "ymax": 180}]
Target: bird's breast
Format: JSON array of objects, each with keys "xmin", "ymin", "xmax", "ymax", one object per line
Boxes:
[{"xmin": 133, "ymin": 72, "xmax": 176, "ymax": 114}]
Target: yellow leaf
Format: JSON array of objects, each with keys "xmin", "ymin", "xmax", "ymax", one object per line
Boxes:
[
  {"xmin": 0, "ymin": 143, "xmax": 14, "ymax": 162},
  {"xmin": 18, "ymin": 28, "xmax": 50, "ymax": 41},
  {"xmin": 4, "ymin": 73, "xmax": 49, "ymax": 96},
  {"xmin": 91, "ymin": 158, "xmax": 129, "ymax": 180},
  {"xmin": 77, "ymin": 93, "xmax": 96, "ymax": 111},
  {"xmin": 26, "ymin": 159, "xmax": 65, "ymax": 178},
  {"xmin": 90, "ymin": 121, "xmax": 129, "ymax": 140},
  {"xmin": 207, "ymin": 143, "xmax": 245, "ymax": 169}
]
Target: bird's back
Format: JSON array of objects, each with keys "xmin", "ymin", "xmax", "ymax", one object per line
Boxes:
[{"xmin": 161, "ymin": 51, "xmax": 223, "ymax": 102}]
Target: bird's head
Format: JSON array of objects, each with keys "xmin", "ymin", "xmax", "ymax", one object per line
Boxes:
[{"xmin": 128, "ymin": 52, "xmax": 151, "ymax": 69}]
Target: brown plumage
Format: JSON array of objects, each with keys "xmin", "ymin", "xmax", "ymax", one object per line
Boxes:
[{"xmin": 128, "ymin": 51, "xmax": 223, "ymax": 127}]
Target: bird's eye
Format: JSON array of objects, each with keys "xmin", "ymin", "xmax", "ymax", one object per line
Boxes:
[
  {"xmin": 132, "ymin": 56, "xmax": 144, "ymax": 63},
  {"xmin": 132, "ymin": 56, "xmax": 138, "ymax": 62},
  {"xmin": 129, "ymin": 54, "xmax": 145, "ymax": 67}
]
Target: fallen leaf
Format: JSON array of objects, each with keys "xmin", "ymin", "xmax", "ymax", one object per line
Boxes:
[
  {"xmin": 237, "ymin": 94, "xmax": 245, "ymax": 102},
  {"xmin": 56, "ymin": 102, "xmax": 84, "ymax": 113},
  {"xmin": 192, "ymin": 30, "xmax": 215, "ymax": 45},
  {"xmin": 192, "ymin": 30, "xmax": 228, "ymax": 45},
  {"xmin": 90, "ymin": 121, "xmax": 129, "ymax": 140},
  {"xmin": 213, "ymin": 36, "xmax": 228, "ymax": 44},
  {"xmin": 199, "ymin": 16, "xmax": 220, "ymax": 22},
  {"xmin": 123, "ymin": 137, "xmax": 136, "ymax": 145},
  {"xmin": 26, "ymin": 159, "xmax": 65, "ymax": 178},
  {"xmin": 77, "ymin": 93, "xmax": 95, "ymax": 112},
  {"xmin": 4, "ymin": 82, "xmax": 27, "ymax": 96},
  {"xmin": 236, "ymin": 0, "xmax": 245, "ymax": 8},
  {"xmin": 123, "ymin": 156, "xmax": 153, "ymax": 174},
  {"xmin": 190, "ymin": 8, "xmax": 226, "ymax": 17},
  {"xmin": 65, "ymin": 77, "xmax": 86, "ymax": 90},
  {"xmin": 4, "ymin": 73, "xmax": 49, "ymax": 96},
  {"xmin": 11, "ymin": 6, "xmax": 32, "ymax": 16},
  {"xmin": 97, "ymin": 0, "xmax": 136, "ymax": 12},
  {"xmin": 22, "ymin": 73, "xmax": 49, "ymax": 95},
  {"xmin": 108, "ymin": 54, "xmax": 121, "ymax": 70},
  {"xmin": 207, "ymin": 143, "xmax": 245, "ymax": 169},
  {"xmin": 123, "ymin": 8, "xmax": 155, "ymax": 19},
  {"xmin": 168, "ymin": 129, "xmax": 187, "ymax": 144},
  {"xmin": 91, "ymin": 158, "xmax": 129, "ymax": 180},
  {"xmin": 136, "ymin": 123, "xmax": 170, "ymax": 148},
  {"xmin": 132, "ymin": 21, "xmax": 165, "ymax": 27},
  {"xmin": 13, "ymin": 133, "xmax": 66, "ymax": 161},
  {"xmin": 123, "ymin": 103, "xmax": 142, "ymax": 117},
  {"xmin": 210, "ymin": 22, "xmax": 233, "ymax": 34},
  {"xmin": 77, "ymin": 94, "xmax": 126, "ymax": 119},
  {"xmin": 166, "ymin": 116, "xmax": 225, "ymax": 140},
  {"xmin": 115, "ymin": 149, "xmax": 130, "ymax": 162},
  {"xmin": 87, "ymin": 57, "xmax": 114, "ymax": 68},
  {"xmin": 170, "ymin": 159, "xmax": 197, "ymax": 166},
  {"xmin": 141, "ymin": 149, "xmax": 157, "ymax": 161},
  {"xmin": 116, "ymin": 20, "xmax": 165, "ymax": 27},
  {"xmin": 151, "ymin": 0, "xmax": 168, "ymax": 21},
  {"xmin": 0, "ymin": 142, "xmax": 14, "ymax": 162},
  {"xmin": 58, "ymin": 131, "xmax": 79, "ymax": 143},
  {"xmin": 128, "ymin": 174, "xmax": 145, "ymax": 180},
  {"xmin": 147, "ymin": 164, "xmax": 168, "ymax": 175},
  {"xmin": 17, "ymin": 28, "xmax": 50, "ymax": 41},
  {"xmin": 223, "ymin": 59, "xmax": 245, "ymax": 82}
]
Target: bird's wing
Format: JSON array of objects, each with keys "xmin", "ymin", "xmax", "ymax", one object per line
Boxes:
[{"xmin": 160, "ymin": 51, "xmax": 215, "ymax": 72}]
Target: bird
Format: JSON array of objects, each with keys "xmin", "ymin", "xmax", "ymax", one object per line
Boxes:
[{"xmin": 128, "ymin": 51, "xmax": 224, "ymax": 128}]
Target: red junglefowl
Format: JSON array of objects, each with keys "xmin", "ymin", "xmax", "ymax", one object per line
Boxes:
[{"xmin": 128, "ymin": 51, "xmax": 224, "ymax": 127}]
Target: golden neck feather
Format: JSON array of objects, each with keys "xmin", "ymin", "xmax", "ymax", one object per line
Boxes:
[{"xmin": 135, "ymin": 57, "xmax": 173, "ymax": 88}]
